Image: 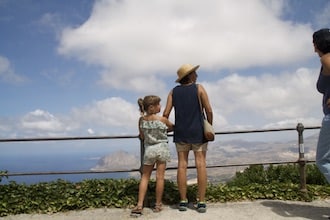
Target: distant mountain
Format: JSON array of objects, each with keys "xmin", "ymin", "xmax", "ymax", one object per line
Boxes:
[{"xmin": 91, "ymin": 150, "xmax": 140, "ymax": 171}]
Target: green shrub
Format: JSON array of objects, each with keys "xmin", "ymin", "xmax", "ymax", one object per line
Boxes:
[
  {"xmin": 306, "ymin": 164, "xmax": 327, "ymax": 185},
  {"xmin": 0, "ymin": 171, "xmax": 8, "ymax": 183},
  {"xmin": 0, "ymin": 164, "xmax": 329, "ymax": 217},
  {"xmin": 227, "ymin": 164, "xmax": 327, "ymax": 186}
]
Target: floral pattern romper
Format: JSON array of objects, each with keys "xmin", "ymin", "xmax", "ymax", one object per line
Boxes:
[{"xmin": 140, "ymin": 120, "xmax": 170, "ymax": 165}]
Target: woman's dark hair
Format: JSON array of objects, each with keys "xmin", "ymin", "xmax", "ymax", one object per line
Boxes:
[
  {"xmin": 313, "ymin": 28, "xmax": 330, "ymax": 54},
  {"xmin": 179, "ymin": 72, "xmax": 195, "ymax": 84}
]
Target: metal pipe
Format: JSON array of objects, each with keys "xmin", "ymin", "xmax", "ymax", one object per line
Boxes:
[{"xmin": 296, "ymin": 123, "xmax": 307, "ymax": 192}]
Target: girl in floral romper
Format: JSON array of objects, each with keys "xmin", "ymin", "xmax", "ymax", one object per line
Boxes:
[{"xmin": 131, "ymin": 95, "xmax": 174, "ymax": 215}]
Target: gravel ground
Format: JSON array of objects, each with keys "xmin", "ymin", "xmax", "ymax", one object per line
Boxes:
[{"xmin": 1, "ymin": 200, "xmax": 330, "ymax": 220}]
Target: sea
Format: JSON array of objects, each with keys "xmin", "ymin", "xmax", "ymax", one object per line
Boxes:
[
  {"xmin": 0, "ymin": 152, "xmax": 135, "ymax": 185},
  {"xmin": 0, "ymin": 136, "xmax": 144, "ymax": 185},
  {"xmin": 0, "ymin": 141, "xmax": 139, "ymax": 184}
]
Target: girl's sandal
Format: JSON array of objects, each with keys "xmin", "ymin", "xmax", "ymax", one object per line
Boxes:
[
  {"xmin": 152, "ymin": 203, "xmax": 163, "ymax": 213},
  {"xmin": 130, "ymin": 206, "xmax": 143, "ymax": 216}
]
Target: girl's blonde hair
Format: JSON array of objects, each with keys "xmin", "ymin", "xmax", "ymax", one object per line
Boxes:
[{"xmin": 137, "ymin": 95, "xmax": 161, "ymax": 115}]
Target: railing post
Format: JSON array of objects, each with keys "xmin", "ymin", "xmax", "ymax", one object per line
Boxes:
[
  {"xmin": 139, "ymin": 138, "xmax": 144, "ymax": 175},
  {"xmin": 296, "ymin": 123, "xmax": 307, "ymax": 192}
]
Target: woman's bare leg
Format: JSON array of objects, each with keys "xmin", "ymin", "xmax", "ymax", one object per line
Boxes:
[
  {"xmin": 194, "ymin": 150, "xmax": 207, "ymax": 202},
  {"xmin": 177, "ymin": 151, "xmax": 189, "ymax": 201}
]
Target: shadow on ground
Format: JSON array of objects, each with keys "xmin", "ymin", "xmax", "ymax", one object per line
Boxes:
[{"xmin": 261, "ymin": 201, "xmax": 329, "ymax": 220}]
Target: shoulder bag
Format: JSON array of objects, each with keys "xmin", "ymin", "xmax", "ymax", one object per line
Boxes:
[{"xmin": 197, "ymin": 84, "xmax": 215, "ymax": 141}]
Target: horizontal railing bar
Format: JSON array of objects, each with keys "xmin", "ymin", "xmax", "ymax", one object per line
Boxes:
[
  {"xmin": 0, "ymin": 126, "xmax": 321, "ymax": 143},
  {"xmin": 214, "ymin": 126, "xmax": 321, "ymax": 135},
  {"xmin": 0, "ymin": 135, "xmax": 139, "ymax": 142},
  {"xmin": 199, "ymin": 160, "xmax": 316, "ymax": 169},
  {"xmin": 3, "ymin": 169, "xmax": 141, "ymax": 177},
  {"xmin": 2, "ymin": 160, "xmax": 316, "ymax": 177}
]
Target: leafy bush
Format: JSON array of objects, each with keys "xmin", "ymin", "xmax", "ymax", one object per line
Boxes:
[
  {"xmin": 0, "ymin": 170, "xmax": 8, "ymax": 183},
  {"xmin": 306, "ymin": 164, "xmax": 328, "ymax": 185},
  {"xmin": 227, "ymin": 164, "xmax": 327, "ymax": 186},
  {"xmin": 0, "ymin": 164, "xmax": 329, "ymax": 217}
]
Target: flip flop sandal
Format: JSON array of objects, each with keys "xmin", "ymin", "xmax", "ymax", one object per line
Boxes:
[
  {"xmin": 152, "ymin": 203, "xmax": 163, "ymax": 213},
  {"xmin": 130, "ymin": 206, "xmax": 143, "ymax": 217}
]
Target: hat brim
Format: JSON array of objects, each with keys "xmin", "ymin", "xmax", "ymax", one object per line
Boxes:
[{"xmin": 175, "ymin": 65, "xmax": 200, "ymax": 83}]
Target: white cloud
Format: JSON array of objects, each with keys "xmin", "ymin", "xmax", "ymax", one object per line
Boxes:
[
  {"xmin": 98, "ymin": 70, "xmax": 167, "ymax": 94},
  {"xmin": 53, "ymin": 0, "xmax": 327, "ymax": 135},
  {"xmin": 205, "ymin": 67, "xmax": 322, "ymax": 130},
  {"xmin": 71, "ymin": 97, "xmax": 139, "ymax": 134},
  {"xmin": 0, "ymin": 65, "xmax": 321, "ymax": 138},
  {"xmin": 2, "ymin": 0, "xmax": 327, "ymax": 139},
  {"xmin": 20, "ymin": 109, "xmax": 69, "ymax": 136},
  {"xmin": 1, "ymin": 98, "xmax": 139, "ymax": 137},
  {"xmin": 7, "ymin": 66, "xmax": 322, "ymax": 137},
  {"xmin": 87, "ymin": 128, "xmax": 94, "ymax": 134},
  {"xmin": 263, "ymin": 118, "xmax": 320, "ymax": 129},
  {"xmin": 0, "ymin": 56, "xmax": 26, "ymax": 84},
  {"xmin": 57, "ymin": 0, "xmax": 313, "ymax": 92},
  {"xmin": 64, "ymin": 67, "xmax": 323, "ymax": 135}
]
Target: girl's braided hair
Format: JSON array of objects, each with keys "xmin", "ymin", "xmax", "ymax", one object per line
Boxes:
[{"xmin": 137, "ymin": 95, "xmax": 161, "ymax": 115}]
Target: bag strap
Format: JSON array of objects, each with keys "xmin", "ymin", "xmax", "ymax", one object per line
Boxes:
[{"xmin": 196, "ymin": 84, "xmax": 206, "ymax": 119}]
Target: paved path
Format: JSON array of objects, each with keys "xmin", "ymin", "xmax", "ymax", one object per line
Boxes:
[{"xmin": 1, "ymin": 200, "xmax": 330, "ymax": 220}]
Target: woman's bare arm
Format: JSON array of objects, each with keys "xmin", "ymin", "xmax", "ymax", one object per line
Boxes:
[{"xmin": 163, "ymin": 90, "xmax": 173, "ymax": 119}]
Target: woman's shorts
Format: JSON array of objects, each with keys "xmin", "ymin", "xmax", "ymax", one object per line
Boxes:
[{"xmin": 175, "ymin": 142, "xmax": 208, "ymax": 152}]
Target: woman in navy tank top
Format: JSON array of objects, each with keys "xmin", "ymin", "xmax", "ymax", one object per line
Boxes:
[{"xmin": 163, "ymin": 64, "xmax": 213, "ymax": 213}]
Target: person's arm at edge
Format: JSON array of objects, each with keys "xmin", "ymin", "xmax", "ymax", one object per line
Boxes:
[
  {"xmin": 321, "ymin": 53, "xmax": 330, "ymax": 75},
  {"xmin": 321, "ymin": 53, "xmax": 330, "ymax": 107}
]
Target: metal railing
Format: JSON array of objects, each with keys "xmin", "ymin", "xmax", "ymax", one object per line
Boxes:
[{"xmin": 0, "ymin": 123, "xmax": 321, "ymax": 191}]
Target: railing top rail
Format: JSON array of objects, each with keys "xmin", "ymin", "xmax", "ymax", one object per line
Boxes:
[
  {"xmin": 0, "ymin": 135, "xmax": 139, "ymax": 142},
  {"xmin": 0, "ymin": 125, "xmax": 321, "ymax": 143},
  {"xmin": 215, "ymin": 125, "xmax": 321, "ymax": 135}
]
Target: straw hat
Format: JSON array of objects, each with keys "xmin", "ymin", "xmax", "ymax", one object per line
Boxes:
[{"xmin": 175, "ymin": 64, "xmax": 200, "ymax": 83}]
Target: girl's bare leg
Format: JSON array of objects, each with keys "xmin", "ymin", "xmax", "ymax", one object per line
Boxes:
[{"xmin": 137, "ymin": 164, "xmax": 154, "ymax": 207}]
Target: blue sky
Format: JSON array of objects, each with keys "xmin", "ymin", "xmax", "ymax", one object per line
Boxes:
[{"xmin": 1, "ymin": 0, "xmax": 330, "ymax": 139}]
